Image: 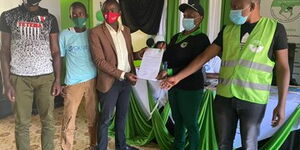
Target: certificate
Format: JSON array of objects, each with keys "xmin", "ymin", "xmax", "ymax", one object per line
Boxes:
[{"xmin": 137, "ymin": 48, "xmax": 164, "ymax": 81}]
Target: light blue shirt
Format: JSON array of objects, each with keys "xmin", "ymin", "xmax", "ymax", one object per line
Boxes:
[{"xmin": 59, "ymin": 28, "xmax": 97, "ymax": 85}]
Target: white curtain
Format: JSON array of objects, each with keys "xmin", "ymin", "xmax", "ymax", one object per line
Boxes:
[
  {"xmin": 157, "ymin": 0, "xmax": 188, "ymax": 40},
  {"xmin": 157, "ymin": 0, "xmax": 168, "ymax": 40},
  {"xmin": 207, "ymin": 0, "xmax": 222, "ymax": 42},
  {"xmin": 179, "ymin": 0, "xmax": 188, "ymax": 32}
]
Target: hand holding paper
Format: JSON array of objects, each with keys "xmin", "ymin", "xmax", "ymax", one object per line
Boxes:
[{"xmin": 137, "ymin": 48, "xmax": 164, "ymax": 81}]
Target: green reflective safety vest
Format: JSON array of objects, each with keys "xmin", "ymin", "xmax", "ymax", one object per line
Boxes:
[{"xmin": 217, "ymin": 18, "xmax": 277, "ymax": 104}]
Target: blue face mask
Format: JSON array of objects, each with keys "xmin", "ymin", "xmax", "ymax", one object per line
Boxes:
[
  {"xmin": 229, "ymin": 8, "xmax": 249, "ymax": 25},
  {"xmin": 182, "ymin": 18, "xmax": 195, "ymax": 31}
]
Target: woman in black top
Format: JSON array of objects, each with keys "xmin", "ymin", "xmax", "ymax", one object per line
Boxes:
[{"xmin": 157, "ymin": 2, "xmax": 210, "ymax": 150}]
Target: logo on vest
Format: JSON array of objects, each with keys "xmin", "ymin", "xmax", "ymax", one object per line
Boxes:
[
  {"xmin": 180, "ymin": 42, "xmax": 188, "ymax": 48},
  {"xmin": 248, "ymin": 40, "xmax": 264, "ymax": 53}
]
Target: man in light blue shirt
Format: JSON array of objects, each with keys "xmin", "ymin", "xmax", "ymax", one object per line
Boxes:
[
  {"xmin": 60, "ymin": 28, "xmax": 97, "ymax": 85},
  {"xmin": 59, "ymin": 2, "xmax": 98, "ymax": 150}
]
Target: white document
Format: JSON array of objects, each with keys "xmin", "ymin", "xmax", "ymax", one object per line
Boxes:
[{"xmin": 137, "ymin": 48, "xmax": 164, "ymax": 81}]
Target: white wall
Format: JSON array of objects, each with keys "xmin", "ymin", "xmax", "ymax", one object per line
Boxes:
[
  {"xmin": 0, "ymin": 0, "xmax": 22, "ymax": 13},
  {"xmin": 0, "ymin": 0, "xmax": 22, "ymax": 42},
  {"xmin": 40, "ymin": 0, "xmax": 61, "ymax": 29},
  {"xmin": 93, "ymin": 0, "xmax": 105, "ymax": 26},
  {"xmin": 0, "ymin": 0, "xmax": 61, "ymax": 29}
]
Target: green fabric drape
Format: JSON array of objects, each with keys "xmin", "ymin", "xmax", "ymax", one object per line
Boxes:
[
  {"xmin": 166, "ymin": 0, "xmax": 180, "ymax": 43},
  {"xmin": 107, "ymin": 83, "xmax": 300, "ymax": 150},
  {"xmin": 87, "ymin": 0, "xmax": 94, "ymax": 27},
  {"xmin": 108, "ymin": 93, "xmax": 153, "ymax": 146},
  {"xmin": 198, "ymin": 90, "xmax": 218, "ymax": 150},
  {"xmin": 199, "ymin": 0, "xmax": 209, "ymax": 34},
  {"xmin": 147, "ymin": 83, "xmax": 173, "ymax": 150},
  {"xmin": 108, "ymin": 83, "xmax": 218, "ymax": 150},
  {"xmin": 260, "ymin": 105, "xmax": 300, "ymax": 150},
  {"xmin": 220, "ymin": 0, "xmax": 231, "ymax": 28},
  {"xmin": 108, "ymin": 81, "xmax": 173, "ymax": 150}
]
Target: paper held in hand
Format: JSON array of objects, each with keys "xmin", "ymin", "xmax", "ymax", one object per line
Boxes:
[{"xmin": 137, "ymin": 48, "xmax": 164, "ymax": 81}]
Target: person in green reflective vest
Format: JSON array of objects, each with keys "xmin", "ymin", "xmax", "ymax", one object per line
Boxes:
[
  {"xmin": 161, "ymin": 0, "xmax": 290, "ymax": 149},
  {"xmin": 156, "ymin": 2, "xmax": 210, "ymax": 150}
]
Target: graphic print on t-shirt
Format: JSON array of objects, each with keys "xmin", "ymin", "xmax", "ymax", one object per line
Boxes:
[
  {"xmin": 17, "ymin": 21, "xmax": 42, "ymax": 40},
  {"xmin": 0, "ymin": 6, "xmax": 59, "ymax": 76},
  {"xmin": 17, "ymin": 15, "xmax": 48, "ymax": 40}
]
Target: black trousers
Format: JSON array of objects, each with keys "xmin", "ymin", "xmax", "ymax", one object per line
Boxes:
[
  {"xmin": 213, "ymin": 95, "xmax": 266, "ymax": 150},
  {"xmin": 97, "ymin": 80, "xmax": 132, "ymax": 150}
]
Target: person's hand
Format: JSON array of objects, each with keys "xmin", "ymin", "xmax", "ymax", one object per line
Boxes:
[
  {"xmin": 60, "ymin": 85, "xmax": 67, "ymax": 97},
  {"xmin": 138, "ymin": 47, "xmax": 148, "ymax": 59},
  {"xmin": 157, "ymin": 42, "xmax": 166, "ymax": 50},
  {"xmin": 52, "ymin": 81, "xmax": 61, "ymax": 96},
  {"xmin": 4, "ymin": 83, "xmax": 16, "ymax": 102},
  {"xmin": 125, "ymin": 72, "xmax": 138, "ymax": 85},
  {"xmin": 156, "ymin": 70, "xmax": 167, "ymax": 80},
  {"xmin": 271, "ymin": 105, "xmax": 285, "ymax": 127},
  {"xmin": 160, "ymin": 76, "xmax": 180, "ymax": 90}
]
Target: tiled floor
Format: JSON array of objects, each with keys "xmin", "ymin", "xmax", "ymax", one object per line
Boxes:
[{"xmin": 0, "ymin": 104, "xmax": 160, "ymax": 150}]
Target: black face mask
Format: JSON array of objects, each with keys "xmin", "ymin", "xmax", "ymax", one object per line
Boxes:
[{"xmin": 23, "ymin": 0, "xmax": 42, "ymax": 6}]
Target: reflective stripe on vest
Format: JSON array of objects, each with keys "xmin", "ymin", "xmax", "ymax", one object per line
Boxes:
[
  {"xmin": 217, "ymin": 18, "xmax": 277, "ymax": 104},
  {"xmin": 221, "ymin": 59, "xmax": 273, "ymax": 73},
  {"xmin": 219, "ymin": 78, "xmax": 271, "ymax": 91}
]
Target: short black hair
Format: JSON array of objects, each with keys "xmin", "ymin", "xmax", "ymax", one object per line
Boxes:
[
  {"xmin": 102, "ymin": 0, "xmax": 120, "ymax": 12},
  {"xmin": 70, "ymin": 2, "xmax": 87, "ymax": 14}
]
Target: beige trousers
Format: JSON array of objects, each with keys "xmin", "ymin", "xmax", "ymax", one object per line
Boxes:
[{"xmin": 61, "ymin": 79, "xmax": 98, "ymax": 150}]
